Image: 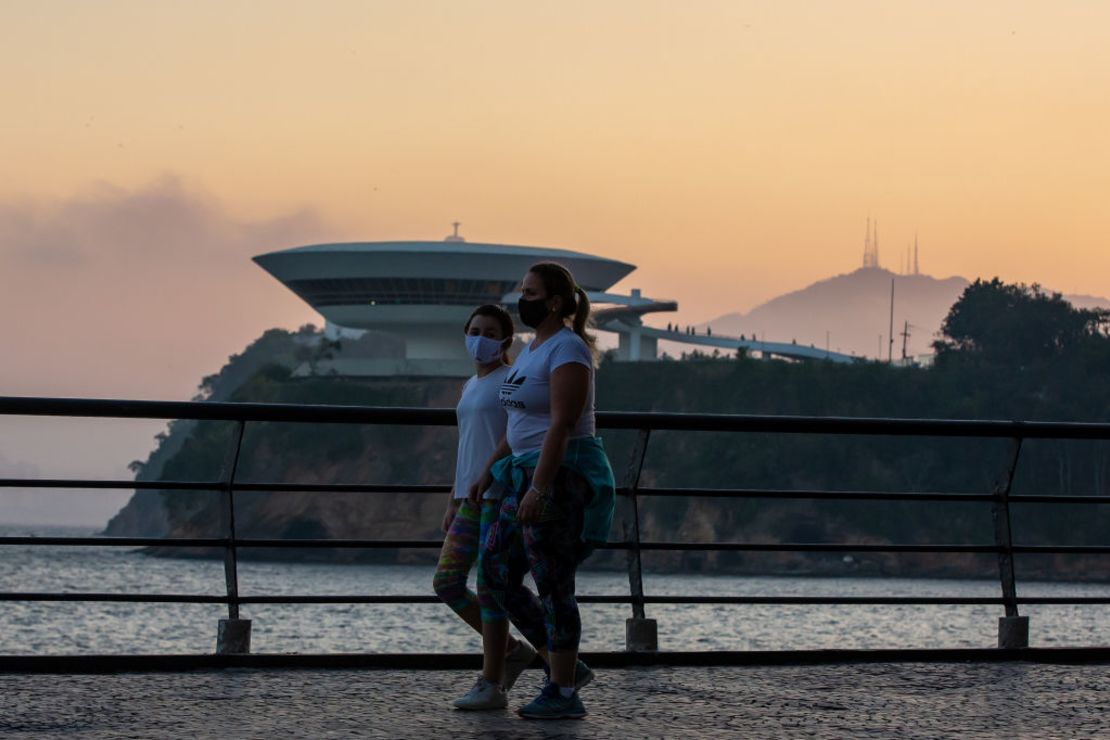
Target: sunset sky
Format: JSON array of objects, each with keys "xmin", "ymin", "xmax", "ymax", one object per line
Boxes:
[
  {"xmin": 2, "ymin": 1, "xmax": 1109, "ymax": 519},
  {"xmin": 5, "ymin": 2, "xmax": 1109, "ymax": 303}
]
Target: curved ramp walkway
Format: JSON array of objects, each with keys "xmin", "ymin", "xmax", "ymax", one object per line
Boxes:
[{"xmin": 4, "ymin": 662, "xmax": 1109, "ymax": 739}]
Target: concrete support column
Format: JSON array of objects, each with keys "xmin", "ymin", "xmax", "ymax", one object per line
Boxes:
[
  {"xmin": 626, "ymin": 617, "xmax": 658, "ymax": 652},
  {"xmin": 217, "ymin": 619, "xmax": 252, "ymax": 654},
  {"xmin": 998, "ymin": 616, "xmax": 1029, "ymax": 649}
]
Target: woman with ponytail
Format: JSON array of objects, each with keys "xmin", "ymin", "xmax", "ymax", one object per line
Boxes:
[{"xmin": 473, "ymin": 262, "xmax": 616, "ymax": 720}]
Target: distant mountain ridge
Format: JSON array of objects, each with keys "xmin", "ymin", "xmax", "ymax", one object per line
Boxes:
[{"xmin": 703, "ymin": 268, "xmax": 1109, "ymax": 360}]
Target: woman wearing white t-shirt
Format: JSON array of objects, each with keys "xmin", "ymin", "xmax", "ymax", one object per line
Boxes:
[
  {"xmin": 433, "ymin": 304, "xmax": 537, "ymax": 710},
  {"xmin": 475, "ymin": 262, "xmax": 617, "ymax": 720}
]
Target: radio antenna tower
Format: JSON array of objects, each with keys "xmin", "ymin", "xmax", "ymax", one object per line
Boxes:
[
  {"xmin": 874, "ymin": 221, "xmax": 880, "ymax": 267},
  {"xmin": 862, "ymin": 217, "xmax": 881, "ymax": 269},
  {"xmin": 862, "ymin": 217, "xmax": 870, "ymax": 267},
  {"xmin": 914, "ymin": 233, "xmax": 920, "ymax": 275}
]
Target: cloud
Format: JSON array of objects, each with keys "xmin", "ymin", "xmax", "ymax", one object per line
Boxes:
[
  {"xmin": 1, "ymin": 176, "xmax": 323, "ymax": 268},
  {"xmin": 0, "ymin": 176, "xmax": 341, "ymax": 400}
]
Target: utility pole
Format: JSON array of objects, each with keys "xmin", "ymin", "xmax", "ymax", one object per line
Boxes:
[
  {"xmin": 900, "ymin": 321, "xmax": 910, "ymax": 363},
  {"xmin": 887, "ymin": 278, "xmax": 895, "ymax": 363}
]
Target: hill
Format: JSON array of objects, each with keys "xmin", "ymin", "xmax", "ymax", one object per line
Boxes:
[
  {"xmin": 704, "ymin": 268, "xmax": 1108, "ymax": 360},
  {"xmin": 105, "ymin": 323, "xmax": 1110, "ymax": 580}
]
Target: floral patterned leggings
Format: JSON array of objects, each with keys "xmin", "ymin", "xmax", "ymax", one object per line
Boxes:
[{"xmin": 432, "ymin": 499, "xmax": 506, "ymax": 622}]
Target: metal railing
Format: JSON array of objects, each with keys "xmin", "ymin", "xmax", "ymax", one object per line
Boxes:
[{"xmin": 2, "ymin": 395, "xmax": 1110, "ymax": 654}]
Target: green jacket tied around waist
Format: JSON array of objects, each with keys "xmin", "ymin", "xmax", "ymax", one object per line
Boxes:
[{"xmin": 489, "ymin": 436, "xmax": 616, "ymax": 544}]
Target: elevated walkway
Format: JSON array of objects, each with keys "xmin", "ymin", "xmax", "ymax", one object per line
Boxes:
[
  {"xmin": 603, "ymin": 319, "xmax": 862, "ymax": 363},
  {"xmin": 586, "ymin": 289, "xmax": 860, "ymax": 363}
]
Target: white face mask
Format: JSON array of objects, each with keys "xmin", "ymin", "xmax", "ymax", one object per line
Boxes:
[{"xmin": 465, "ymin": 334, "xmax": 506, "ymax": 364}]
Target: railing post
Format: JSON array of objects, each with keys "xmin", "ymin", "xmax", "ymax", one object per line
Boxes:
[
  {"xmin": 992, "ymin": 436, "xmax": 1028, "ymax": 649},
  {"xmin": 216, "ymin": 420, "xmax": 251, "ymax": 654},
  {"xmin": 623, "ymin": 428, "xmax": 657, "ymax": 651}
]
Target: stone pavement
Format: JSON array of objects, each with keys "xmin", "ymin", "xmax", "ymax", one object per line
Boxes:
[{"xmin": 2, "ymin": 662, "xmax": 1108, "ymax": 739}]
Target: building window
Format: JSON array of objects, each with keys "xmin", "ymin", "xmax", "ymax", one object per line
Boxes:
[{"xmin": 286, "ymin": 277, "xmax": 519, "ymax": 307}]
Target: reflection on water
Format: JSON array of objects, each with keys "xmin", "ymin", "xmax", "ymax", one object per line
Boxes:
[{"xmin": 1, "ymin": 526, "xmax": 1107, "ymax": 655}]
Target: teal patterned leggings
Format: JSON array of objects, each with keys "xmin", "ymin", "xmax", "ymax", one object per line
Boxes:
[{"xmin": 479, "ymin": 468, "xmax": 595, "ymax": 652}]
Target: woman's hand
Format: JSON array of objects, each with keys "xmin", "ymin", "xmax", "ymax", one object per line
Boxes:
[
  {"xmin": 468, "ymin": 469, "xmax": 493, "ymax": 504},
  {"xmin": 517, "ymin": 486, "xmax": 544, "ymax": 524},
  {"xmin": 442, "ymin": 498, "xmax": 461, "ymax": 533}
]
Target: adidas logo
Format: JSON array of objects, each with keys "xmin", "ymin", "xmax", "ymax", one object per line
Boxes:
[{"xmin": 500, "ymin": 373, "xmax": 527, "ymax": 396}]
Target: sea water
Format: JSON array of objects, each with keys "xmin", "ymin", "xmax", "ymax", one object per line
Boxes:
[{"xmin": 1, "ymin": 526, "xmax": 1107, "ymax": 655}]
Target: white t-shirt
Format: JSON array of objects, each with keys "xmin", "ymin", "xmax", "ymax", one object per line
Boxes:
[
  {"xmin": 454, "ymin": 365, "xmax": 509, "ymax": 500},
  {"xmin": 500, "ymin": 327, "xmax": 596, "ymax": 455}
]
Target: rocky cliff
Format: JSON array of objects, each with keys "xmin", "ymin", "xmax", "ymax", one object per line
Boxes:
[{"xmin": 105, "ymin": 333, "xmax": 1110, "ymax": 580}]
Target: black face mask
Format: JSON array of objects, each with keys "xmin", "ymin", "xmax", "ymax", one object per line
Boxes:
[{"xmin": 517, "ymin": 296, "xmax": 550, "ymax": 329}]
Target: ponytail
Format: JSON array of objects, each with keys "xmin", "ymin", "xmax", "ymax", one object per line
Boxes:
[{"xmin": 572, "ymin": 286, "xmax": 599, "ymax": 363}]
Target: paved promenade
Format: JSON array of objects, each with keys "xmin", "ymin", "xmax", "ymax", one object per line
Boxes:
[{"xmin": 3, "ymin": 662, "xmax": 1108, "ymax": 739}]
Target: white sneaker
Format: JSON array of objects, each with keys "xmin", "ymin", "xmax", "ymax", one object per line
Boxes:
[
  {"xmin": 452, "ymin": 676, "xmax": 508, "ymax": 710},
  {"xmin": 502, "ymin": 640, "xmax": 538, "ymax": 693}
]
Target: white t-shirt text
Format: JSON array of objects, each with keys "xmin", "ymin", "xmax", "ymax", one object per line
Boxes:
[{"xmin": 500, "ymin": 328, "xmax": 595, "ymax": 455}]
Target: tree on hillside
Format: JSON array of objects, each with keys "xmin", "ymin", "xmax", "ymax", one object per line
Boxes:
[{"xmin": 933, "ymin": 278, "xmax": 1109, "ymax": 366}]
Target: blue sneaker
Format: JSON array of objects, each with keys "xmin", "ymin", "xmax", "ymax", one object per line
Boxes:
[
  {"xmin": 517, "ymin": 682, "xmax": 587, "ymax": 720},
  {"xmin": 542, "ymin": 659, "xmax": 595, "ymax": 691}
]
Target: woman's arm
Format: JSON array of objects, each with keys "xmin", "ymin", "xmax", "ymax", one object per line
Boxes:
[
  {"xmin": 517, "ymin": 363, "xmax": 590, "ymax": 524},
  {"xmin": 468, "ymin": 435, "xmax": 512, "ymax": 503}
]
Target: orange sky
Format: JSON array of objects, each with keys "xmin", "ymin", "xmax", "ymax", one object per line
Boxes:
[
  {"xmin": 3, "ymin": 0, "xmax": 1110, "ymax": 384},
  {"xmin": 4, "ymin": 0, "xmax": 1109, "ymax": 307}
]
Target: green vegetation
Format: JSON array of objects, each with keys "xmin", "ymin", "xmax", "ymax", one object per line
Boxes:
[{"xmin": 110, "ymin": 279, "xmax": 1110, "ymax": 577}]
